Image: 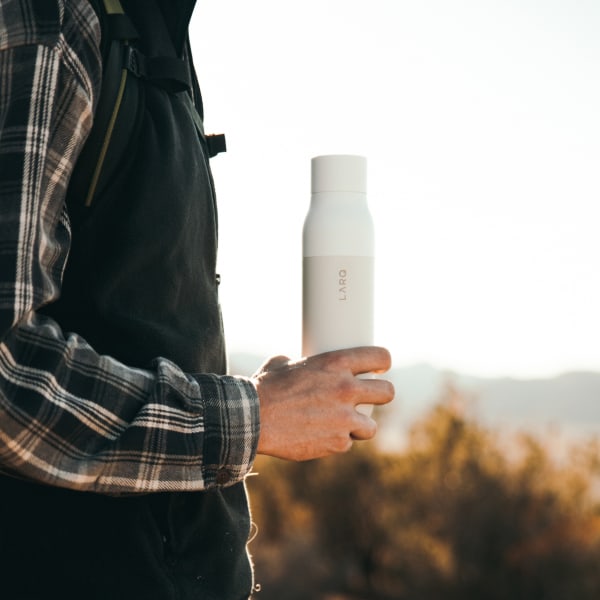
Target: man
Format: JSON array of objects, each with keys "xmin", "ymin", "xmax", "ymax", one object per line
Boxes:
[{"xmin": 0, "ymin": 1, "xmax": 394, "ymax": 598}]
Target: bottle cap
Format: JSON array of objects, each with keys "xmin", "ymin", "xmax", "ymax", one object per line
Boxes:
[{"xmin": 311, "ymin": 154, "xmax": 367, "ymax": 194}]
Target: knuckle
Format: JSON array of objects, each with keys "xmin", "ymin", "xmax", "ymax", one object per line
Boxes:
[
  {"xmin": 318, "ymin": 350, "xmax": 342, "ymax": 370},
  {"xmin": 335, "ymin": 376, "xmax": 358, "ymax": 398}
]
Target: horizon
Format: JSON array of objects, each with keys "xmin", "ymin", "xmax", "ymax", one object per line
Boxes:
[{"xmin": 227, "ymin": 349, "xmax": 600, "ymax": 382}]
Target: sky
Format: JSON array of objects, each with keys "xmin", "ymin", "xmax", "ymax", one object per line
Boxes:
[{"xmin": 189, "ymin": 0, "xmax": 600, "ymax": 379}]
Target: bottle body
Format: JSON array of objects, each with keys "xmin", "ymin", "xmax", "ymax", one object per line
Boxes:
[
  {"xmin": 302, "ymin": 255, "xmax": 374, "ymax": 356},
  {"xmin": 302, "ymin": 155, "xmax": 374, "ymax": 357}
]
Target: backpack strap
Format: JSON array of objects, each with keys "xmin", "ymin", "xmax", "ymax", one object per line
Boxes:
[
  {"xmin": 68, "ymin": 0, "xmax": 225, "ymax": 211},
  {"xmin": 102, "ymin": 0, "xmax": 138, "ymax": 42},
  {"xmin": 115, "ymin": 0, "xmax": 191, "ymax": 93},
  {"xmin": 123, "ymin": 46, "xmax": 191, "ymax": 93},
  {"xmin": 68, "ymin": 0, "xmax": 139, "ymax": 208}
]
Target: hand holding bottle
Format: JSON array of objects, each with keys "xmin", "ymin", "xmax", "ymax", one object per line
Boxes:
[{"xmin": 253, "ymin": 346, "xmax": 394, "ymax": 461}]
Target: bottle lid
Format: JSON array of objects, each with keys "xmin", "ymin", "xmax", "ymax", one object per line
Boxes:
[{"xmin": 311, "ymin": 154, "xmax": 367, "ymax": 194}]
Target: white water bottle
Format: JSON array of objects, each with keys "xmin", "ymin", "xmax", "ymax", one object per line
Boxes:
[{"xmin": 302, "ymin": 154, "xmax": 374, "ymax": 358}]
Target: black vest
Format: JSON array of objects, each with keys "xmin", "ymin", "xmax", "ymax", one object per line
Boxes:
[
  {"xmin": 54, "ymin": 0, "xmax": 227, "ymax": 373},
  {"xmin": 0, "ymin": 1, "xmax": 253, "ymax": 598}
]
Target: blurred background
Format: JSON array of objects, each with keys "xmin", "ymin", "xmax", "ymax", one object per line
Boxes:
[{"xmin": 190, "ymin": 1, "xmax": 600, "ymax": 597}]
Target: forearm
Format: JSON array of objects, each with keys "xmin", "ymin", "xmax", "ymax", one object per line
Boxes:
[{"xmin": 0, "ymin": 315, "xmax": 259, "ymax": 493}]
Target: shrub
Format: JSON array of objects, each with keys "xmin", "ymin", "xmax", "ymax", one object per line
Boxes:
[{"xmin": 248, "ymin": 389, "xmax": 600, "ymax": 599}]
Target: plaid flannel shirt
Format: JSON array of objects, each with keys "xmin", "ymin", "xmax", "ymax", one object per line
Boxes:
[{"xmin": 0, "ymin": 0, "xmax": 259, "ymax": 494}]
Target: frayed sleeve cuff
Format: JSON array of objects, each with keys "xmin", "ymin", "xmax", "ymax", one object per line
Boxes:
[{"xmin": 192, "ymin": 374, "xmax": 260, "ymax": 487}]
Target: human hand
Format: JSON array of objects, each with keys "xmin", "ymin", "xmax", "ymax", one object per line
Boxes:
[{"xmin": 252, "ymin": 347, "xmax": 394, "ymax": 461}]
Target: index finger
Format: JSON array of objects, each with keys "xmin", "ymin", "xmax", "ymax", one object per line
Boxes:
[{"xmin": 310, "ymin": 346, "xmax": 392, "ymax": 376}]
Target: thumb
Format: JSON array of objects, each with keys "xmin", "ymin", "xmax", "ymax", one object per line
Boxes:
[{"xmin": 253, "ymin": 355, "xmax": 291, "ymax": 376}]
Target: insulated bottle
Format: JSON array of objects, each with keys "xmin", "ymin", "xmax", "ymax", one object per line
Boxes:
[{"xmin": 302, "ymin": 154, "xmax": 374, "ymax": 357}]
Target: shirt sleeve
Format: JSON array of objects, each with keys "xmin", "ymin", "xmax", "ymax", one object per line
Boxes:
[{"xmin": 0, "ymin": 0, "xmax": 259, "ymax": 494}]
